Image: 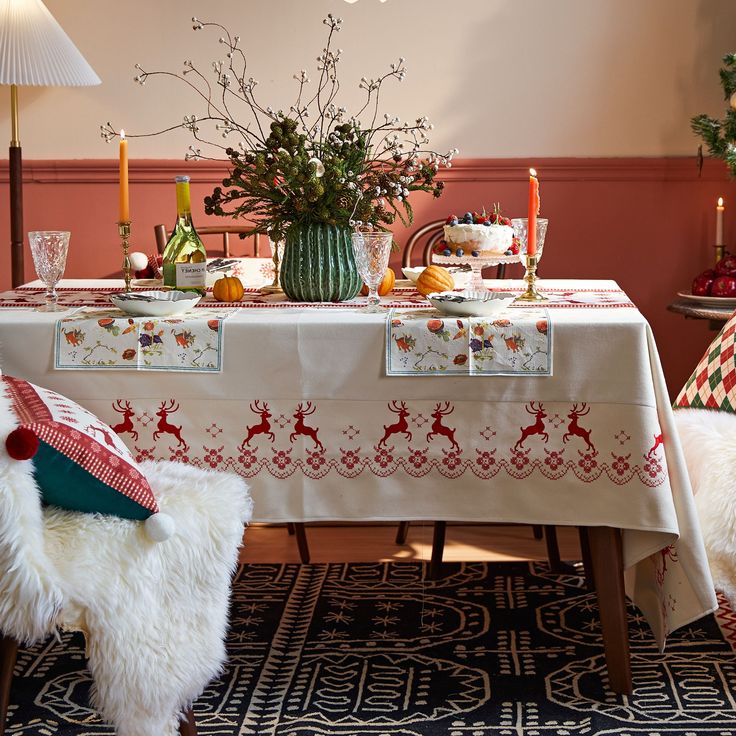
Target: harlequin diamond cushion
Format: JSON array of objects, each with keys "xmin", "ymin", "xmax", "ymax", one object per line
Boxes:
[
  {"xmin": 674, "ymin": 313, "xmax": 736, "ymax": 413},
  {"xmin": 1, "ymin": 375, "xmax": 173, "ymax": 541}
]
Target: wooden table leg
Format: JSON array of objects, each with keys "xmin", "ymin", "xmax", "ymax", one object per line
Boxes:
[
  {"xmin": 178, "ymin": 706, "xmax": 197, "ymax": 736},
  {"xmin": 0, "ymin": 635, "xmax": 18, "ymax": 736},
  {"xmin": 293, "ymin": 523, "xmax": 310, "ymax": 564},
  {"xmin": 586, "ymin": 526, "xmax": 632, "ymax": 695},
  {"xmin": 429, "ymin": 521, "xmax": 447, "ymax": 579},
  {"xmin": 578, "ymin": 526, "xmax": 595, "ymax": 590},
  {"xmin": 395, "ymin": 521, "xmax": 410, "ymax": 545}
]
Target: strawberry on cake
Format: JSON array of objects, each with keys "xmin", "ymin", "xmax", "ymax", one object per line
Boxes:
[{"xmin": 435, "ymin": 209, "xmax": 519, "ymax": 258}]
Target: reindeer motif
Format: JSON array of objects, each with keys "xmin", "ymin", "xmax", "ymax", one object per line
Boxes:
[
  {"xmin": 647, "ymin": 432, "xmax": 664, "ymax": 459},
  {"xmin": 514, "ymin": 401, "xmax": 549, "ymax": 449},
  {"xmin": 153, "ymin": 400, "xmax": 188, "ymax": 449},
  {"xmin": 379, "ymin": 401, "xmax": 412, "ymax": 447},
  {"xmin": 426, "ymin": 402, "xmax": 459, "ymax": 451},
  {"xmin": 86, "ymin": 424, "xmax": 117, "ymax": 448},
  {"xmin": 290, "ymin": 402, "xmax": 323, "ymax": 451},
  {"xmin": 111, "ymin": 400, "xmax": 138, "ymax": 441},
  {"xmin": 562, "ymin": 403, "xmax": 595, "ymax": 453},
  {"xmin": 239, "ymin": 401, "xmax": 275, "ymax": 449}
]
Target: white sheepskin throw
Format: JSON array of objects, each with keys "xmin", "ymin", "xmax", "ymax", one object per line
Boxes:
[
  {"xmin": 674, "ymin": 407, "xmax": 736, "ymax": 603},
  {"xmin": 0, "ymin": 391, "xmax": 253, "ymax": 736}
]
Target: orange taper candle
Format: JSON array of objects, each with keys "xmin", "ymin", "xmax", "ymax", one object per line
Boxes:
[
  {"xmin": 528, "ymin": 168, "xmax": 540, "ymax": 256},
  {"xmin": 119, "ymin": 130, "xmax": 130, "ymax": 223}
]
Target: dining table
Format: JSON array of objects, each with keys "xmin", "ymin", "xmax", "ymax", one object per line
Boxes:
[{"xmin": 0, "ymin": 275, "xmax": 717, "ymax": 695}]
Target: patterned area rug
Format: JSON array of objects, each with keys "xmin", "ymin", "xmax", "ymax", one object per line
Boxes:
[{"xmin": 6, "ymin": 561, "xmax": 736, "ymax": 735}]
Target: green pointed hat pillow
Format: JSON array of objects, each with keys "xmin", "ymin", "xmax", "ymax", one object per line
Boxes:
[{"xmin": 2, "ymin": 375, "xmax": 174, "ymax": 542}]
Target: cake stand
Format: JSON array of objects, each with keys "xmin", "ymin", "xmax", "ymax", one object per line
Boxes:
[{"xmin": 433, "ymin": 253, "xmax": 519, "ymax": 290}]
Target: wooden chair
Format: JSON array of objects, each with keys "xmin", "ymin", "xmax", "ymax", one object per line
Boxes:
[
  {"xmin": 154, "ymin": 223, "xmax": 264, "ymax": 257},
  {"xmin": 399, "ymin": 219, "xmax": 558, "ymax": 578}
]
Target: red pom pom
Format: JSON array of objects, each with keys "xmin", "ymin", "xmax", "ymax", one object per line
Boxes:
[{"xmin": 5, "ymin": 427, "xmax": 39, "ymax": 460}]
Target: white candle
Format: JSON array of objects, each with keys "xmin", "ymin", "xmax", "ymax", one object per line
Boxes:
[{"xmin": 717, "ymin": 197, "xmax": 724, "ymax": 246}]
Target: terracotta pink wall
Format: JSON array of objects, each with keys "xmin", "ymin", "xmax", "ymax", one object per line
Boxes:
[{"xmin": 0, "ymin": 156, "xmax": 733, "ymax": 397}]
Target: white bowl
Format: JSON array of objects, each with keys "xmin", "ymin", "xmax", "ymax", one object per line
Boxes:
[
  {"xmin": 109, "ymin": 290, "xmax": 201, "ymax": 317},
  {"xmin": 402, "ymin": 266, "xmax": 472, "ymax": 290},
  {"xmin": 427, "ymin": 290, "xmax": 515, "ymax": 317}
]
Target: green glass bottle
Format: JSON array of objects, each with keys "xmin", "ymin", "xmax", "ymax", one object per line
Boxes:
[{"xmin": 162, "ymin": 176, "xmax": 207, "ymax": 294}]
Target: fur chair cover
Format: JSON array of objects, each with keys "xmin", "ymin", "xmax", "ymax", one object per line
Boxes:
[
  {"xmin": 674, "ymin": 407, "xmax": 736, "ymax": 602},
  {"xmin": 0, "ymin": 391, "xmax": 253, "ymax": 736}
]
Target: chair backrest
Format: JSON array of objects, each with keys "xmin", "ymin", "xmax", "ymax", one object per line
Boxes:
[
  {"xmin": 154, "ymin": 224, "xmax": 262, "ymax": 257},
  {"xmin": 402, "ymin": 220, "xmax": 509, "ymax": 278}
]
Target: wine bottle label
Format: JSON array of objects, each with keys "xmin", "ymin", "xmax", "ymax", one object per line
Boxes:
[{"xmin": 175, "ymin": 262, "xmax": 206, "ymax": 288}]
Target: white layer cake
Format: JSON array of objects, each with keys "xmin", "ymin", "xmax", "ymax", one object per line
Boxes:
[{"xmin": 443, "ymin": 223, "xmax": 513, "ymax": 256}]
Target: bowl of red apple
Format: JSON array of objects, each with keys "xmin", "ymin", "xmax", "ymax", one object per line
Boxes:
[{"xmin": 692, "ymin": 255, "xmax": 736, "ymax": 298}]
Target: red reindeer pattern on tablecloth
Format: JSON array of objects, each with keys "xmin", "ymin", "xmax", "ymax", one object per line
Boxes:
[
  {"xmin": 290, "ymin": 402, "xmax": 324, "ymax": 451},
  {"xmin": 426, "ymin": 402, "xmax": 459, "ymax": 451},
  {"xmin": 111, "ymin": 400, "xmax": 138, "ymax": 441},
  {"xmin": 379, "ymin": 401, "xmax": 412, "ymax": 447},
  {"xmin": 153, "ymin": 400, "xmax": 188, "ymax": 449},
  {"xmin": 647, "ymin": 432, "xmax": 664, "ymax": 459},
  {"xmin": 515, "ymin": 402, "xmax": 548, "ymax": 449},
  {"xmin": 562, "ymin": 403, "xmax": 596, "ymax": 454},
  {"xmin": 239, "ymin": 401, "xmax": 275, "ymax": 450}
]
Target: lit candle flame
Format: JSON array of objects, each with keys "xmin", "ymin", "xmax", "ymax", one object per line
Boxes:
[
  {"xmin": 718, "ymin": 197, "xmax": 724, "ymax": 207},
  {"xmin": 529, "ymin": 168, "xmax": 537, "ymax": 177},
  {"xmin": 120, "ymin": 129, "xmax": 125, "ymax": 140}
]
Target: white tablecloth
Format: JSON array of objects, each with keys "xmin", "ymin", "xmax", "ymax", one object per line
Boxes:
[{"xmin": 0, "ymin": 278, "xmax": 717, "ymax": 646}]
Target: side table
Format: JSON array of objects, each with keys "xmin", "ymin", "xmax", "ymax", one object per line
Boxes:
[{"xmin": 667, "ymin": 299, "xmax": 732, "ymax": 330}]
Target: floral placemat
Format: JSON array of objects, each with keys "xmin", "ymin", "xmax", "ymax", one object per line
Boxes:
[
  {"xmin": 386, "ymin": 308, "xmax": 552, "ymax": 376},
  {"xmin": 54, "ymin": 308, "xmax": 233, "ymax": 372}
]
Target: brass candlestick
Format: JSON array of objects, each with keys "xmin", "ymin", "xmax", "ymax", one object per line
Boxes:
[
  {"xmin": 118, "ymin": 221, "xmax": 132, "ymax": 292},
  {"xmin": 716, "ymin": 243, "xmax": 726, "ymax": 265},
  {"xmin": 516, "ymin": 253, "xmax": 547, "ymax": 302},
  {"xmin": 260, "ymin": 239, "xmax": 284, "ymax": 295}
]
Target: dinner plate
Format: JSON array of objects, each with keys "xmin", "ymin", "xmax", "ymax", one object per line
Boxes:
[
  {"xmin": 427, "ymin": 290, "xmax": 515, "ymax": 317},
  {"xmin": 109, "ymin": 290, "xmax": 201, "ymax": 317},
  {"xmin": 676, "ymin": 290, "xmax": 736, "ymax": 307}
]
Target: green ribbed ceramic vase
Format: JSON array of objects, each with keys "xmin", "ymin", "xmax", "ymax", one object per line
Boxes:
[{"xmin": 281, "ymin": 223, "xmax": 361, "ymax": 302}]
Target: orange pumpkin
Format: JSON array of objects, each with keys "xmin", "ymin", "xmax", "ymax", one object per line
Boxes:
[
  {"xmin": 416, "ymin": 265, "xmax": 454, "ymax": 296},
  {"xmin": 212, "ymin": 275, "xmax": 244, "ymax": 302},
  {"xmin": 360, "ymin": 268, "xmax": 396, "ymax": 296}
]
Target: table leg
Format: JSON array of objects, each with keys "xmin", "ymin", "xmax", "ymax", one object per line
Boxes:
[
  {"xmin": 586, "ymin": 526, "xmax": 632, "ymax": 695},
  {"xmin": 293, "ymin": 523, "xmax": 310, "ymax": 564},
  {"xmin": 429, "ymin": 521, "xmax": 446, "ymax": 579},
  {"xmin": 178, "ymin": 706, "xmax": 197, "ymax": 736},
  {"xmin": 395, "ymin": 521, "xmax": 411, "ymax": 545},
  {"xmin": 578, "ymin": 526, "xmax": 595, "ymax": 590}
]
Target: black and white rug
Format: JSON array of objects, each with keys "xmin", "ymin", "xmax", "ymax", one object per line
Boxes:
[{"xmin": 7, "ymin": 562, "xmax": 736, "ymax": 735}]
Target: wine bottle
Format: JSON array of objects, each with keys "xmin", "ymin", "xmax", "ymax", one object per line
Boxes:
[{"xmin": 162, "ymin": 176, "xmax": 207, "ymax": 294}]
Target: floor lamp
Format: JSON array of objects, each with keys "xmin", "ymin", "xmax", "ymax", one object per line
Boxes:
[{"xmin": 0, "ymin": 0, "xmax": 100, "ymax": 288}]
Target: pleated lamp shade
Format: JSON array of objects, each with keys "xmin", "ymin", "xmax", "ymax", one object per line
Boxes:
[{"xmin": 0, "ymin": 0, "xmax": 100, "ymax": 86}]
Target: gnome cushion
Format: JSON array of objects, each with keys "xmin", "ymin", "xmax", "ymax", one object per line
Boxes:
[{"xmin": 1, "ymin": 375, "xmax": 173, "ymax": 541}]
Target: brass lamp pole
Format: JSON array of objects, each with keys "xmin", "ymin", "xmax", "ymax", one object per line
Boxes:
[
  {"xmin": 1, "ymin": 0, "xmax": 101, "ymax": 288},
  {"xmin": 10, "ymin": 84, "xmax": 23, "ymax": 288}
]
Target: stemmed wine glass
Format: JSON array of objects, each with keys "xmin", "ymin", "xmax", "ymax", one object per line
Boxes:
[
  {"xmin": 29, "ymin": 231, "xmax": 70, "ymax": 312},
  {"xmin": 351, "ymin": 231, "xmax": 393, "ymax": 313},
  {"xmin": 511, "ymin": 218, "xmax": 549, "ymax": 262}
]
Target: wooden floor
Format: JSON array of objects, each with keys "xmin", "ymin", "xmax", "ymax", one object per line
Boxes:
[{"xmin": 240, "ymin": 523, "xmax": 582, "ymax": 564}]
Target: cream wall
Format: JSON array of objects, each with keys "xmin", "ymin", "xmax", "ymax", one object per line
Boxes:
[{"xmin": 1, "ymin": 0, "xmax": 735, "ymax": 159}]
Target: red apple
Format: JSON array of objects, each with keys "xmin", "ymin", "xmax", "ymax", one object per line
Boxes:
[
  {"xmin": 716, "ymin": 254, "xmax": 736, "ymax": 276},
  {"xmin": 711, "ymin": 275, "xmax": 736, "ymax": 297},
  {"xmin": 692, "ymin": 269, "xmax": 716, "ymax": 296}
]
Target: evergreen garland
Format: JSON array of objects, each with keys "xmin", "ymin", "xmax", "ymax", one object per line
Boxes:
[{"xmin": 691, "ymin": 54, "xmax": 736, "ymax": 175}]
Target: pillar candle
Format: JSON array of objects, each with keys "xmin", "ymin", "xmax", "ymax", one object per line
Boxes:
[
  {"xmin": 716, "ymin": 197, "xmax": 724, "ymax": 246},
  {"xmin": 528, "ymin": 168, "xmax": 540, "ymax": 256},
  {"xmin": 119, "ymin": 130, "xmax": 130, "ymax": 223}
]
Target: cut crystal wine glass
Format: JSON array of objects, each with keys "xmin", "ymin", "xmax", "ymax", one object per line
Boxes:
[
  {"xmin": 28, "ymin": 231, "xmax": 70, "ymax": 312},
  {"xmin": 511, "ymin": 218, "xmax": 549, "ymax": 262},
  {"xmin": 351, "ymin": 231, "xmax": 393, "ymax": 312}
]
